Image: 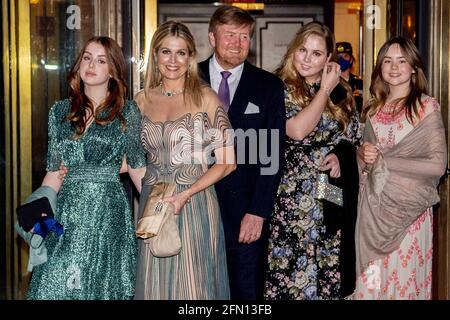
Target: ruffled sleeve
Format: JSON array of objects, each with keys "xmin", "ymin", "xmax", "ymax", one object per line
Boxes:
[{"xmin": 208, "ymin": 106, "xmax": 234, "ymax": 149}]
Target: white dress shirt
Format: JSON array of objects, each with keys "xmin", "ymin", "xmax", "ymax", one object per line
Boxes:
[{"xmin": 209, "ymin": 54, "xmax": 244, "ymax": 105}]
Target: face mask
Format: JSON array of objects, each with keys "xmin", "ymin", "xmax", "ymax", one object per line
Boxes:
[{"xmin": 338, "ymin": 56, "xmax": 353, "ymax": 72}]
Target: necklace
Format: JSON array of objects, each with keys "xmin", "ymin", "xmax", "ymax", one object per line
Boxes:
[{"xmin": 160, "ymin": 83, "xmax": 184, "ymax": 97}]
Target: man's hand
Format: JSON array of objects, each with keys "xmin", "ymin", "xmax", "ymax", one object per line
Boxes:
[{"xmin": 238, "ymin": 213, "xmax": 264, "ymax": 244}]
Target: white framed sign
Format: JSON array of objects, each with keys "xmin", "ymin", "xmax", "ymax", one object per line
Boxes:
[{"xmin": 256, "ymin": 17, "xmax": 314, "ymax": 72}]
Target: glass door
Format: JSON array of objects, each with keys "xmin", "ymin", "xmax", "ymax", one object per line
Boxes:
[{"xmin": 1, "ymin": 0, "xmax": 156, "ymax": 299}]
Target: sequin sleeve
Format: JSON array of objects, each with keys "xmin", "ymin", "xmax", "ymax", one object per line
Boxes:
[
  {"xmin": 46, "ymin": 100, "xmax": 67, "ymax": 171},
  {"xmin": 124, "ymin": 100, "xmax": 146, "ymax": 169}
]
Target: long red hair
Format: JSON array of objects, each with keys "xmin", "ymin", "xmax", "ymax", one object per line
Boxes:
[{"xmin": 67, "ymin": 36, "xmax": 128, "ymax": 138}]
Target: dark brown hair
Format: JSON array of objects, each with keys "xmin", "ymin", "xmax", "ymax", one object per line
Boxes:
[
  {"xmin": 67, "ymin": 36, "xmax": 128, "ymax": 138},
  {"xmin": 361, "ymin": 37, "xmax": 428, "ymax": 123}
]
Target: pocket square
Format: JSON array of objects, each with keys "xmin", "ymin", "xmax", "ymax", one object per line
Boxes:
[{"xmin": 244, "ymin": 102, "xmax": 260, "ymax": 114}]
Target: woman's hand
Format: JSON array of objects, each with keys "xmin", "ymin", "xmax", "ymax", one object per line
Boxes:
[
  {"xmin": 319, "ymin": 153, "xmax": 341, "ymax": 178},
  {"xmin": 58, "ymin": 163, "xmax": 68, "ymax": 181},
  {"xmin": 358, "ymin": 142, "xmax": 379, "ymax": 165},
  {"xmin": 120, "ymin": 157, "xmax": 128, "ymax": 174},
  {"xmin": 320, "ymin": 57, "xmax": 341, "ymax": 95},
  {"xmin": 162, "ymin": 190, "xmax": 191, "ymax": 215}
]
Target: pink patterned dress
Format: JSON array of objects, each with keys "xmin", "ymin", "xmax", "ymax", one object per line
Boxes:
[{"xmin": 353, "ymin": 96, "xmax": 440, "ymax": 300}]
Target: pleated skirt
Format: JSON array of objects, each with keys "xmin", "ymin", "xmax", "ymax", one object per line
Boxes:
[{"xmin": 134, "ymin": 184, "xmax": 230, "ymax": 300}]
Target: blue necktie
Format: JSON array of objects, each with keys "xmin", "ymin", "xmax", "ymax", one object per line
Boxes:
[{"xmin": 218, "ymin": 71, "xmax": 232, "ymax": 112}]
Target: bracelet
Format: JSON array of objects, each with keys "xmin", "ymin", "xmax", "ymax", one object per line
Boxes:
[{"xmin": 321, "ymin": 87, "xmax": 331, "ymax": 97}]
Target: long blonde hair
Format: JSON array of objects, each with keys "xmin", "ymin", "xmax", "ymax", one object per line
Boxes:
[
  {"xmin": 275, "ymin": 21, "xmax": 355, "ymax": 132},
  {"xmin": 144, "ymin": 20, "xmax": 204, "ymax": 108},
  {"xmin": 361, "ymin": 37, "xmax": 428, "ymax": 123}
]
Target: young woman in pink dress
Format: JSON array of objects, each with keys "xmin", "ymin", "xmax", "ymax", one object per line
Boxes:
[{"xmin": 353, "ymin": 37, "xmax": 447, "ymax": 300}]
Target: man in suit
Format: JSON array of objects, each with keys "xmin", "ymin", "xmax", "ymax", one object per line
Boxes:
[{"xmin": 199, "ymin": 5, "xmax": 285, "ymax": 300}]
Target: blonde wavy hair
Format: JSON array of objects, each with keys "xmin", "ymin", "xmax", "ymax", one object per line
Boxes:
[
  {"xmin": 144, "ymin": 20, "xmax": 204, "ymax": 108},
  {"xmin": 361, "ymin": 37, "xmax": 428, "ymax": 123},
  {"xmin": 275, "ymin": 21, "xmax": 355, "ymax": 132}
]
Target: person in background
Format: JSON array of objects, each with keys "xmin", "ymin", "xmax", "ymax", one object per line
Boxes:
[
  {"xmin": 265, "ymin": 22, "xmax": 361, "ymax": 300},
  {"xmin": 198, "ymin": 5, "xmax": 286, "ymax": 300},
  {"xmin": 353, "ymin": 37, "xmax": 447, "ymax": 300},
  {"xmin": 336, "ymin": 41, "xmax": 363, "ymax": 113},
  {"xmin": 26, "ymin": 36, "xmax": 146, "ymax": 300}
]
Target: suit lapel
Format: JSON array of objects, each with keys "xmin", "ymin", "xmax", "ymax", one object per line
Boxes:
[
  {"xmin": 228, "ymin": 61, "xmax": 250, "ymax": 120},
  {"xmin": 200, "ymin": 58, "xmax": 251, "ymax": 124},
  {"xmin": 199, "ymin": 57, "xmax": 212, "ymax": 85}
]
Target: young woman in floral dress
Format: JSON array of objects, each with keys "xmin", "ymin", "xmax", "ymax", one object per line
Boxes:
[
  {"xmin": 265, "ymin": 22, "xmax": 360, "ymax": 300},
  {"xmin": 353, "ymin": 37, "xmax": 446, "ymax": 300}
]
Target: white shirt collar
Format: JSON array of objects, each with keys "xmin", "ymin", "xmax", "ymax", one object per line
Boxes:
[
  {"xmin": 209, "ymin": 54, "xmax": 244, "ymax": 105},
  {"xmin": 211, "ymin": 54, "xmax": 244, "ymax": 76}
]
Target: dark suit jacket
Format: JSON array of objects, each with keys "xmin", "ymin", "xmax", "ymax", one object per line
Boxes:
[{"xmin": 199, "ymin": 58, "xmax": 286, "ymax": 245}]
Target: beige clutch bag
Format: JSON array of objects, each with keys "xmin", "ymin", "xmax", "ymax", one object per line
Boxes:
[{"xmin": 136, "ymin": 182, "xmax": 181, "ymax": 257}]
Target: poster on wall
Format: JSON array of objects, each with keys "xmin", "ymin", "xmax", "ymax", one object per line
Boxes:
[
  {"xmin": 184, "ymin": 21, "xmax": 214, "ymax": 62},
  {"xmin": 167, "ymin": 17, "xmax": 214, "ymax": 62},
  {"xmin": 256, "ymin": 17, "xmax": 314, "ymax": 72}
]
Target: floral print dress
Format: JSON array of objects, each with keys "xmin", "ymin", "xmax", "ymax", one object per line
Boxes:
[
  {"xmin": 352, "ymin": 96, "xmax": 439, "ymax": 300},
  {"xmin": 265, "ymin": 86, "xmax": 361, "ymax": 300}
]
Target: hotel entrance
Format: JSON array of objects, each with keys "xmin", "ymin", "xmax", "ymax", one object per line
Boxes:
[
  {"xmin": 1, "ymin": 0, "xmax": 449, "ymax": 300},
  {"xmin": 0, "ymin": 0, "xmax": 157, "ymax": 299}
]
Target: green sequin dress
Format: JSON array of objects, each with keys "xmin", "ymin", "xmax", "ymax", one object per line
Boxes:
[{"xmin": 27, "ymin": 99, "xmax": 146, "ymax": 300}]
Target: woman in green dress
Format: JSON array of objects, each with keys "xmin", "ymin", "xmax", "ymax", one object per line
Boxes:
[{"xmin": 27, "ymin": 36, "xmax": 146, "ymax": 300}]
